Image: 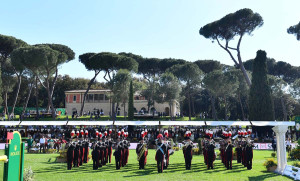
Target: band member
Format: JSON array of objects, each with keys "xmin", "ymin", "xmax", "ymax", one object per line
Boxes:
[
  {"xmin": 123, "ymin": 132, "xmax": 130, "ymax": 166},
  {"xmin": 219, "ymin": 131, "xmax": 227, "ymax": 165},
  {"xmin": 98, "ymin": 133, "xmax": 104, "ymax": 167},
  {"xmin": 206, "ymin": 130, "xmax": 215, "ymax": 170},
  {"xmin": 83, "ymin": 130, "xmax": 89, "ymax": 163},
  {"xmin": 203, "ymin": 130, "xmax": 211, "ymax": 165},
  {"xmin": 225, "ymin": 139, "xmax": 234, "ymax": 170},
  {"xmin": 92, "ymin": 131, "xmax": 100, "ymax": 170},
  {"xmin": 107, "ymin": 130, "xmax": 113, "ymax": 163},
  {"xmin": 136, "ymin": 131, "xmax": 148, "ymax": 169},
  {"xmin": 183, "ymin": 131, "xmax": 193, "ymax": 170},
  {"xmin": 103, "ymin": 131, "xmax": 108, "ymax": 165},
  {"xmin": 241, "ymin": 130, "xmax": 248, "ymax": 167},
  {"xmin": 245, "ymin": 129, "xmax": 254, "ymax": 170},
  {"xmin": 155, "ymin": 134, "xmax": 166, "ymax": 173},
  {"xmin": 74, "ymin": 131, "xmax": 81, "ymax": 167},
  {"xmin": 235, "ymin": 130, "xmax": 243, "ymax": 164},
  {"xmin": 67, "ymin": 131, "xmax": 76, "ymax": 170},
  {"xmin": 114, "ymin": 132, "xmax": 123, "ymax": 170},
  {"xmin": 163, "ymin": 130, "xmax": 171, "ymax": 169}
]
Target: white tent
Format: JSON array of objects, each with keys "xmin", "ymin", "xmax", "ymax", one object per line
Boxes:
[
  {"xmin": 0, "ymin": 121, "xmax": 20, "ymax": 126},
  {"xmin": 20, "ymin": 121, "xmax": 68, "ymax": 126},
  {"xmin": 67, "ymin": 121, "xmax": 113, "ymax": 126},
  {"xmin": 0, "ymin": 119, "xmax": 294, "ymax": 174},
  {"xmin": 160, "ymin": 121, "xmax": 205, "ymax": 126},
  {"xmin": 114, "ymin": 121, "xmax": 159, "ymax": 126}
]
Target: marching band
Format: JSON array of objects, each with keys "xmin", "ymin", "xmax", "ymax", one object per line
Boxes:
[{"xmin": 66, "ymin": 128, "xmax": 254, "ymax": 172}]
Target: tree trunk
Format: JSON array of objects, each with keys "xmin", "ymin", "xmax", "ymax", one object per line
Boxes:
[
  {"xmin": 22, "ymin": 82, "xmax": 33, "ymax": 115},
  {"xmin": 238, "ymin": 92, "xmax": 246, "ymax": 121},
  {"xmin": 169, "ymin": 103, "xmax": 172, "ymax": 120},
  {"xmin": 10, "ymin": 75, "xmax": 22, "ymax": 117},
  {"xmin": 187, "ymin": 84, "xmax": 192, "ymax": 121},
  {"xmin": 281, "ymin": 96, "xmax": 287, "ymax": 121},
  {"xmin": 112, "ymin": 102, "xmax": 115, "ymax": 121},
  {"xmin": 237, "ymin": 36, "xmax": 252, "ymax": 87},
  {"xmin": 46, "ymin": 78, "xmax": 56, "ymax": 119},
  {"xmin": 46, "ymin": 68, "xmax": 58, "ymax": 112},
  {"xmin": 192, "ymin": 96, "xmax": 195, "ymax": 117},
  {"xmin": 239, "ymin": 63, "xmax": 251, "ymax": 87},
  {"xmin": 224, "ymin": 95, "xmax": 228, "ymax": 121},
  {"xmin": 35, "ymin": 76, "xmax": 39, "ymax": 120},
  {"xmin": 4, "ymin": 92, "xmax": 8, "ymax": 119},
  {"xmin": 123, "ymin": 102, "xmax": 126, "ymax": 120},
  {"xmin": 79, "ymin": 71, "xmax": 100, "ymax": 116},
  {"xmin": 210, "ymin": 93, "xmax": 217, "ymax": 120}
]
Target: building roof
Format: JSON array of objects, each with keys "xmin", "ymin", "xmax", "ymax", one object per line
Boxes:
[
  {"xmin": 65, "ymin": 90, "xmax": 111, "ymax": 94},
  {"xmin": 65, "ymin": 89, "xmax": 141, "ymax": 96}
]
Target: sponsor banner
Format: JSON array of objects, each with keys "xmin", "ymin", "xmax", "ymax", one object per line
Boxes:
[{"xmin": 253, "ymin": 143, "xmax": 297, "ymax": 150}]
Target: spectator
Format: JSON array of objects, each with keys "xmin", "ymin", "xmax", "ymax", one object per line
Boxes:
[
  {"xmin": 286, "ymin": 138, "xmax": 292, "ymax": 154},
  {"xmin": 272, "ymin": 136, "xmax": 277, "ymax": 152},
  {"xmin": 39, "ymin": 136, "xmax": 46, "ymax": 153},
  {"xmin": 27, "ymin": 135, "xmax": 33, "ymax": 153}
]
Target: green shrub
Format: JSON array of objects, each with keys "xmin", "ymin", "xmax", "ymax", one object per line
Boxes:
[
  {"xmin": 263, "ymin": 158, "xmax": 277, "ymax": 169},
  {"xmin": 293, "ymin": 161, "xmax": 300, "ymax": 168},
  {"xmin": 297, "ymin": 139, "xmax": 300, "ymax": 149},
  {"xmin": 289, "ymin": 149, "xmax": 300, "ymax": 160},
  {"xmin": 271, "ymin": 152, "xmax": 276, "ymax": 158},
  {"xmin": 23, "ymin": 167, "xmax": 34, "ymax": 181}
]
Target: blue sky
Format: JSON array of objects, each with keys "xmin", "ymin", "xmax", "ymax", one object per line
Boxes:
[{"xmin": 1, "ymin": 0, "xmax": 300, "ymax": 82}]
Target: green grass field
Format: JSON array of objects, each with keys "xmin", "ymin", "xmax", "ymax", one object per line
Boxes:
[{"xmin": 0, "ymin": 149, "xmax": 293, "ymax": 181}]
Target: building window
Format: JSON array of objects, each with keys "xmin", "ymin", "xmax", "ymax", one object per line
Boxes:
[
  {"xmin": 99, "ymin": 94, "xmax": 104, "ymax": 100},
  {"xmin": 87, "ymin": 94, "xmax": 93, "ymax": 102},
  {"xmin": 73, "ymin": 95, "xmax": 76, "ymax": 102},
  {"xmin": 94, "ymin": 94, "xmax": 100, "ymax": 101},
  {"xmin": 104, "ymin": 94, "xmax": 109, "ymax": 100}
]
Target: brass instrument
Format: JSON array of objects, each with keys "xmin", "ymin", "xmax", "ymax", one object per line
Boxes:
[
  {"xmin": 137, "ymin": 143, "xmax": 147, "ymax": 161},
  {"xmin": 182, "ymin": 140, "xmax": 193, "ymax": 149}
]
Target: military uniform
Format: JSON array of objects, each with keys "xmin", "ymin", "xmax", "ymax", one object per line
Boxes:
[
  {"xmin": 74, "ymin": 141, "xmax": 81, "ymax": 167},
  {"xmin": 91, "ymin": 141, "xmax": 99, "ymax": 170},
  {"xmin": 114, "ymin": 140, "xmax": 123, "ymax": 170},
  {"xmin": 183, "ymin": 138, "xmax": 193, "ymax": 170},
  {"xmin": 155, "ymin": 134, "xmax": 167, "ymax": 173},
  {"xmin": 67, "ymin": 142, "xmax": 75, "ymax": 170},
  {"xmin": 136, "ymin": 136, "xmax": 148, "ymax": 169}
]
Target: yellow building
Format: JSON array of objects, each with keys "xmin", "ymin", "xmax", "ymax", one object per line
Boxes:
[{"xmin": 65, "ymin": 90, "xmax": 179, "ymax": 117}]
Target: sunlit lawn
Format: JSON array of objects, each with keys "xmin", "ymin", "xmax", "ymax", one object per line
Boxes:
[{"xmin": 0, "ymin": 149, "xmax": 293, "ymax": 181}]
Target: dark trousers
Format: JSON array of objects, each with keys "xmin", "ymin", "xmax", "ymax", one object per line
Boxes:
[
  {"xmin": 185, "ymin": 157, "xmax": 192, "ymax": 170},
  {"xmin": 67, "ymin": 159, "xmax": 73, "ymax": 170},
  {"xmin": 207, "ymin": 159, "xmax": 213, "ymax": 169},
  {"xmin": 236, "ymin": 148, "xmax": 242, "ymax": 163},
  {"xmin": 40, "ymin": 143, "xmax": 45, "ymax": 153},
  {"xmin": 108, "ymin": 147, "xmax": 112, "ymax": 163},
  {"xmin": 27, "ymin": 145, "xmax": 31, "ymax": 153},
  {"xmin": 226, "ymin": 158, "xmax": 232, "ymax": 170},
  {"xmin": 115, "ymin": 158, "xmax": 121, "ymax": 169},
  {"xmin": 139, "ymin": 156, "xmax": 145, "ymax": 169},
  {"xmin": 92, "ymin": 151, "xmax": 100, "ymax": 170},
  {"xmin": 74, "ymin": 151, "xmax": 79, "ymax": 167},
  {"xmin": 246, "ymin": 159, "xmax": 252, "ymax": 170},
  {"xmin": 157, "ymin": 160, "xmax": 163, "ymax": 173}
]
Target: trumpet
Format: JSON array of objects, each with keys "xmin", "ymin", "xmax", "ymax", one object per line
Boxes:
[{"xmin": 182, "ymin": 140, "xmax": 193, "ymax": 148}]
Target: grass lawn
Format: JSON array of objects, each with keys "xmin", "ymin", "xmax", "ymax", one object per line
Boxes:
[{"xmin": 0, "ymin": 149, "xmax": 293, "ymax": 181}]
